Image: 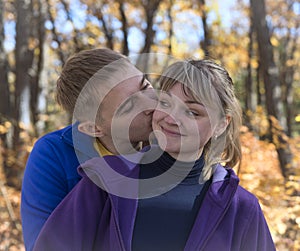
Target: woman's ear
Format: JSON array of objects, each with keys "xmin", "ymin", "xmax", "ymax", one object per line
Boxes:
[
  {"xmin": 78, "ymin": 121, "xmax": 104, "ymax": 138},
  {"xmin": 214, "ymin": 115, "xmax": 231, "ymax": 137}
]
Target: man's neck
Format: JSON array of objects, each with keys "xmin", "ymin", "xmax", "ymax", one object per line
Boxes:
[{"xmin": 97, "ymin": 137, "xmax": 141, "ymax": 155}]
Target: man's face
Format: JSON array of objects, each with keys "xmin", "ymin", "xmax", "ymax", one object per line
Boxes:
[{"xmin": 99, "ymin": 73, "xmax": 157, "ymax": 152}]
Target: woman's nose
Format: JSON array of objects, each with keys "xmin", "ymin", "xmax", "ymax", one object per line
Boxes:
[{"xmin": 163, "ymin": 111, "xmax": 181, "ymax": 126}]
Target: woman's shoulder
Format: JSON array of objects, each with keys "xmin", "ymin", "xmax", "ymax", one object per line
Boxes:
[
  {"xmin": 225, "ymin": 168, "xmax": 260, "ymax": 207},
  {"xmin": 213, "ymin": 166, "xmax": 260, "ymax": 210},
  {"xmin": 223, "ymin": 167, "xmax": 259, "ymax": 206},
  {"xmin": 235, "ymin": 185, "xmax": 259, "ymax": 205}
]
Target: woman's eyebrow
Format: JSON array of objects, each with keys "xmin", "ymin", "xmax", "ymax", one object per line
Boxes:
[
  {"xmin": 185, "ymin": 100, "xmax": 205, "ymax": 107},
  {"xmin": 164, "ymin": 91, "xmax": 205, "ymax": 107}
]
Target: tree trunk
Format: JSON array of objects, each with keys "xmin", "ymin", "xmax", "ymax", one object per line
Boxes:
[
  {"xmin": 29, "ymin": 0, "xmax": 46, "ymax": 137},
  {"xmin": 245, "ymin": 15, "xmax": 255, "ymax": 126},
  {"xmin": 136, "ymin": 0, "xmax": 161, "ymax": 72},
  {"xmin": 199, "ymin": 0, "xmax": 211, "ymax": 57},
  {"xmin": 285, "ymin": 4, "xmax": 299, "ymax": 137},
  {"xmin": 118, "ymin": 0, "xmax": 129, "ymax": 56},
  {"xmin": 256, "ymin": 61, "xmax": 262, "ymax": 107},
  {"xmin": 0, "ymin": 0, "xmax": 10, "ymax": 122},
  {"xmin": 167, "ymin": 0, "xmax": 174, "ymax": 56},
  {"xmin": 285, "ymin": 71, "xmax": 294, "ymax": 137},
  {"xmin": 0, "ymin": 0, "xmax": 10, "ymax": 159},
  {"xmin": 278, "ymin": 9, "xmax": 299, "ymax": 137},
  {"xmin": 14, "ymin": 0, "xmax": 34, "ymax": 148},
  {"xmin": 250, "ymin": 0, "xmax": 294, "ymax": 178}
]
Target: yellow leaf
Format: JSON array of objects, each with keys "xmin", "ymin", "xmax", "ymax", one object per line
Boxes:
[
  {"xmin": 4, "ymin": 121, "xmax": 11, "ymax": 128},
  {"xmin": 0, "ymin": 125, "xmax": 8, "ymax": 134},
  {"xmin": 88, "ymin": 37, "xmax": 96, "ymax": 45},
  {"xmin": 277, "ymin": 222, "xmax": 286, "ymax": 235},
  {"xmin": 270, "ymin": 37, "xmax": 279, "ymax": 47}
]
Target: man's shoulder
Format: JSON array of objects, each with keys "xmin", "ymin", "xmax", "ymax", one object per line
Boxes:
[
  {"xmin": 25, "ymin": 124, "xmax": 80, "ymax": 179},
  {"xmin": 36, "ymin": 125, "xmax": 73, "ymax": 144}
]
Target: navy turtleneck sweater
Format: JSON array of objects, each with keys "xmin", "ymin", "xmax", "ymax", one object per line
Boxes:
[{"xmin": 132, "ymin": 148, "xmax": 211, "ymax": 251}]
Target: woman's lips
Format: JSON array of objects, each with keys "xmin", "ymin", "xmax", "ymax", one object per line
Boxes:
[{"xmin": 161, "ymin": 126, "xmax": 183, "ymax": 137}]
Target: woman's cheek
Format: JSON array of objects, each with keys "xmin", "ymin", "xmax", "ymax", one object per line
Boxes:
[{"xmin": 152, "ymin": 110, "xmax": 163, "ymax": 127}]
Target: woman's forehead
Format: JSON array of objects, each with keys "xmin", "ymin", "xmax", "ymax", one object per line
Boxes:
[{"xmin": 162, "ymin": 82, "xmax": 202, "ymax": 102}]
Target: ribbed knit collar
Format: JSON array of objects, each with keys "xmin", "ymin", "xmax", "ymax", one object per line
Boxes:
[{"xmin": 140, "ymin": 146, "xmax": 205, "ymax": 184}]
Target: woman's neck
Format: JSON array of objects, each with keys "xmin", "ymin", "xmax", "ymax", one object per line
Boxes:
[{"xmin": 167, "ymin": 149, "xmax": 204, "ymax": 162}]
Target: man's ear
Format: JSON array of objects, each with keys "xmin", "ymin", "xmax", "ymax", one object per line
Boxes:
[{"xmin": 78, "ymin": 121, "xmax": 105, "ymax": 138}]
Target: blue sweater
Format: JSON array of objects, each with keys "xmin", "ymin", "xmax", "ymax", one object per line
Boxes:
[
  {"xmin": 21, "ymin": 124, "xmax": 99, "ymax": 251},
  {"xmin": 132, "ymin": 150, "xmax": 211, "ymax": 251}
]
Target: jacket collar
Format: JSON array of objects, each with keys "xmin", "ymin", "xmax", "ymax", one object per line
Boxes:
[
  {"xmin": 78, "ymin": 151, "xmax": 145, "ymax": 195},
  {"xmin": 212, "ymin": 164, "xmax": 228, "ymax": 183},
  {"xmin": 79, "ymin": 153, "xmax": 145, "ymax": 251},
  {"xmin": 184, "ymin": 165, "xmax": 239, "ymax": 250}
]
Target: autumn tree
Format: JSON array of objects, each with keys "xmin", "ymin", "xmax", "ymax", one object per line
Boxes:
[
  {"xmin": 117, "ymin": 0, "xmax": 129, "ymax": 55},
  {"xmin": 250, "ymin": 0, "xmax": 295, "ymax": 178},
  {"xmin": 14, "ymin": 0, "xmax": 35, "ymax": 148},
  {"xmin": 136, "ymin": 0, "xmax": 161, "ymax": 72},
  {"xmin": 273, "ymin": 0, "xmax": 300, "ymax": 136},
  {"xmin": 29, "ymin": 0, "xmax": 46, "ymax": 136},
  {"xmin": 0, "ymin": 0, "xmax": 10, "ymax": 161},
  {"xmin": 198, "ymin": 0, "xmax": 211, "ymax": 57},
  {"xmin": 244, "ymin": 11, "xmax": 255, "ymax": 126},
  {"xmin": 45, "ymin": 0, "xmax": 66, "ymax": 64},
  {"xmin": 84, "ymin": 0, "xmax": 115, "ymax": 51},
  {"xmin": 0, "ymin": 0, "xmax": 10, "ymax": 127}
]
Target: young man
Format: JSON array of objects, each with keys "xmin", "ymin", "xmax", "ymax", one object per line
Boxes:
[{"xmin": 21, "ymin": 48, "xmax": 157, "ymax": 251}]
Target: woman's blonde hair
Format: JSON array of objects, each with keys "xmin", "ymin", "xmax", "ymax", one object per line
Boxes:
[{"xmin": 159, "ymin": 59, "xmax": 242, "ymax": 181}]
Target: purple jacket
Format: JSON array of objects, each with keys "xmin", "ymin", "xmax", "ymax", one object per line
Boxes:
[{"xmin": 33, "ymin": 154, "xmax": 275, "ymax": 251}]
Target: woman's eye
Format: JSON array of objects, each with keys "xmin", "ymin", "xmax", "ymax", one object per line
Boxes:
[{"xmin": 186, "ymin": 110, "xmax": 200, "ymax": 117}]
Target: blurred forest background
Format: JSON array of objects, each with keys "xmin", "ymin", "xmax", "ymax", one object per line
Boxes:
[{"xmin": 0, "ymin": 0, "xmax": 299, "ymax": 250}]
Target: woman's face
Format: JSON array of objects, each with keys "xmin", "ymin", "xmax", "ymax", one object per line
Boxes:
[{"xmin": 152, "ymin": 83, "xmax": 217, "ymax": 160}]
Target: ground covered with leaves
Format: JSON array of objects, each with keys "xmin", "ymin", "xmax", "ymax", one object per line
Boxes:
[
  {"xmin": 0, "ymin": 127, "xmax": 299, "ymax": 250},
  {"xmin": 239, "ymin": 127, "xmax": 300, "ymax": 250}
]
